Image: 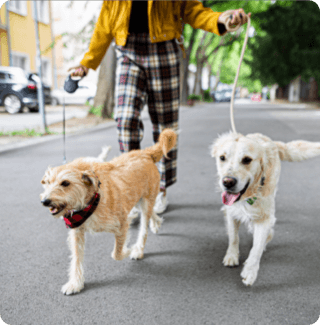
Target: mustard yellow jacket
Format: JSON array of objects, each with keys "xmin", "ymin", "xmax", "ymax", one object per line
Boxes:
[{"xmin": 81, "ymin": 0, "xmax": 224, "ymax": 70}]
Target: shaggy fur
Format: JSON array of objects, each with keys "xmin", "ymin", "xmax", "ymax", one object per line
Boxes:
[
  {"xmin": 211, "ymin": 132, "xmax": 320, "ymax": 286},
  {"xmin": 40, "ymin": 129, "xmax": 177, "ymax": 295}
]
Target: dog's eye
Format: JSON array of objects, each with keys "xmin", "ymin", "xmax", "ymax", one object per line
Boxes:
[
  {"xmin": 220, "ymin": 155, "xmax": 226, "ymax": 161},
  {"xmin": 61, "ymin": 181, "xmax": 70, "ymax": 187},
  {"xmin": 242, "ymin": 157, "xmax": 252, "ymax": 165}
]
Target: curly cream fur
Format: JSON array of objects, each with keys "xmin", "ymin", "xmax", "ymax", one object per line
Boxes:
[{"xmin": 40, "ymin": 129, "xmax": 176, "ymax": 295}]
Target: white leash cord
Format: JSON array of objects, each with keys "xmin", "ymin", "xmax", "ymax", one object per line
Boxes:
[{"xmin": 229, "ymin": 16, "xmax": 251, "ymax": 133}]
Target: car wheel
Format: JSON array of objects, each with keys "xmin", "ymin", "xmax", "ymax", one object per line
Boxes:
[
  {"xmin": 28, "ymin": 106, "xmax": 39, "ymax": 113},
  {"xmin": 51, "ymin": 97, "xmax": 59, "ymax": 106},
  {"xmin": 87, "ymin": 97, "xmax": 94, "ymax": 106},
  {"xmin": 4, "ymin": 94, "xmax": 23, "ymax": 114}
]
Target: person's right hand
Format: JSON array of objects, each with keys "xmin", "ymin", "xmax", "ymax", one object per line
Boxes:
[{"xmin": 68, "ymin": 65, "xmax": 89, "ymax": 77}]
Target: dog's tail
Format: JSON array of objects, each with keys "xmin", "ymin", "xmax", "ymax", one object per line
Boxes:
[
  {"xmin": 275, "ymin": 140, "xmax": 320, "ymax": 162},
  {"xmin": 97, "ymin": 146, "xmax": 111, "ymax": 162},
  {"xmin": 145, "ymin": 129, "xmax": 177, "ymax": 163}
]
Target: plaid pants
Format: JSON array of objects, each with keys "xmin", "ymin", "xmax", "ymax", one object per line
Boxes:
[{"xmin": 114, "ymin": 33, "xmax": 180, "ymax": 190}]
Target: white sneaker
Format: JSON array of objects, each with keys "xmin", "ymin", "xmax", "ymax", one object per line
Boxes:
[{"xmin": 153, "ymin": 192, "xmax": 168, "ymax": 214}]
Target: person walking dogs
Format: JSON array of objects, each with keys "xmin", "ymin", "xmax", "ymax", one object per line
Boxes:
[{"xmin": 70, "ymin": 1, "xmax": 250, "ymax": 217}]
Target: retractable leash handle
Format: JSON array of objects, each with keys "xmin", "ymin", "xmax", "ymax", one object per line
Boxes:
[
  {"xmin": 64, "ymin": 74, "xmax": 84, "ymax": 93},
  {"xmin": 218, "ymin": 11, "xmax": 251, "ymax": 134}
]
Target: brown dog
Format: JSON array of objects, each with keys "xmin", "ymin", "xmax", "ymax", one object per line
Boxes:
[{"xmin": 40, "ymin": 129, "xmax": 177, "ymax": 295}]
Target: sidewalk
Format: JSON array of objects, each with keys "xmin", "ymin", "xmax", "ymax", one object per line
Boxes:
[
  {"xmin": 0, "ymin": 104, "xmax": 148, "ymax": 153},
  {"xmin": 0, "ymin": 105, "xmax": 88, "ymax": 133}
]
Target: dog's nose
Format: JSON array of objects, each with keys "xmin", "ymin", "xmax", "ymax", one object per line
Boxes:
[
  {"xmin": 41, "ymin": 198, "xmax": 52, "ymax": 206},
  {"xmin": 222, "ymin": 177, "xmax": 237, "ymax": 189}
]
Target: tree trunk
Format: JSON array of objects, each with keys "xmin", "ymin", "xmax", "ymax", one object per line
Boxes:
[
  {"xmin": 207, "ymin": 62, "xmax": 212, "ymax": 90},
  {"xmin": 180, "ymin": 28, "xmax": 197, "ymax": 105},
  {"xmin": 213, "ymin": 50, "xmax": 226, "ymax": 91},
  {"xmin": 193, "ymin": 60, "xmax": 203, "ymax": 95},
  {"xmin": 94, "ymin": 43, "xmax": 116, "ymax": 118},
  {"xmin": 180, "ymin": 56, "xmax": 189, "ymax": 105}
]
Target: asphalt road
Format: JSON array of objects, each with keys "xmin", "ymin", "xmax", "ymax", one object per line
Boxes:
[{"xmin": 1, "ymin": 101, "xmax": 320, "ymax": 325}]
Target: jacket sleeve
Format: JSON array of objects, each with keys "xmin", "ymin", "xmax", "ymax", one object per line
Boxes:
[
  {"xmin": 80, "ymin": 2, "xmax": 114, "ymax": 70},
  {"xmin": 181, "ymin": 0, "xmax": 225, "ymax": 36}
]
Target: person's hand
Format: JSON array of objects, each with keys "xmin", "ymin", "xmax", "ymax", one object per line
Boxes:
[
  {"xmin": 68, "ymin": 65, "xmax": 89, "ymax": 77},
  {"xmin": 229, "ymin": 9, "xmax": 251, "ymax": 26}
]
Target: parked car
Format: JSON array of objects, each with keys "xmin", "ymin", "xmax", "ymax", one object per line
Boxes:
[
  {"xmin": 211, "ymin": 89, "xmax": 232, "ymax": 102},
  {"xmin": 0, "ymin": 66, "xmax": 51, "ymax": 114},
  {"xmin": 51, "ymin": 81, "xmax": 97, "ymax": 106}
]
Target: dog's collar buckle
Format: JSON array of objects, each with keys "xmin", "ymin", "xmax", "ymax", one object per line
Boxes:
[
  {"xmin": 63, "ymin": 192, "xmax": 100, "ymax": 229},
  {"xmin": 246, "ymin": 197, "xmax": 257, "ymax": 205}
]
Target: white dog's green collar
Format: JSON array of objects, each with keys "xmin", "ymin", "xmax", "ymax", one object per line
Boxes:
[{"xmin": 246, "ymin": 197, "xmax": 257, "ymax": 205}]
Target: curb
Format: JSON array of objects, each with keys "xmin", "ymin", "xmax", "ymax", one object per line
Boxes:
[
  {"xmin": 0, "ymin": 121, "xmax": 117, "ymax": 155},
  {"xmin": 3, "ymin": 101, "xmax": 316, "ymax": 155},
  {"xmin": 0, "ymin": 108, "xmax": 154, "ymax": 155}
]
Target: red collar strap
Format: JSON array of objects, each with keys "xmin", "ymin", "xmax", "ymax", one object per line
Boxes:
[{"xmin": 63, "ymin": 192, "xmax": 100, "ymax": 229}]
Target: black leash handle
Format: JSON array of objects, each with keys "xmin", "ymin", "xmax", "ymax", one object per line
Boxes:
[{"xmin": 64, "ymin": 74, "xmax": 84, "ymax": 94}]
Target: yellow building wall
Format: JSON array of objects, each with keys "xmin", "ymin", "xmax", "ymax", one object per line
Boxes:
[
  {"xmin": 0, "ymin": 1, "xmax": 6, "ymax": 24},
  {"xmin": 0, "ymin": 30, "xmax": 9, "ymax": 66},
  {"xmin": 0, "ymin": 1, "xmax": 8, "ymax": 66},
  {"xmin": 8, "ymin": 1, "xmax": 53, "ymax": 72},
  {"xmin": 0, "ymin": 0, "xmax": 54, "ymax": 84}
]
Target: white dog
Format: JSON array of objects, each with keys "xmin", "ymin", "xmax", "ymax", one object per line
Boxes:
[{"xmin": 211, "ymin": 132, "xmax": 320, "ymax": 286}]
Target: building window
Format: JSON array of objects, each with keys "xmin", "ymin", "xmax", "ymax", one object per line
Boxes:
[
  {"xmin": 12, "ymin": 52, "xmax": 29, "ymax": 71},
  {"xmin": 8, "ymin": 1, "xmax": 28, "ymax": 16},
  {"xmin": 34, "ymin": 0, "xmax": 50, "ymax": 25}
]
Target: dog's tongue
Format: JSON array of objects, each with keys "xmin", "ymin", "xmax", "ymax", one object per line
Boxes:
[{"xmin": 222, "ymin": 191, "xmax": 240, "ymax": 206}]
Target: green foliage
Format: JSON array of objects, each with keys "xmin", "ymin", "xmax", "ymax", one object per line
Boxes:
[
  {"xmin": 0, "ymin": 128, "xmax": 56, "ymax": 137},
  {"xmin": 188, "ymin": 94, "xmax": 202, "ymax": 101},
  {"xmin": 247, "ymin": 1, "xmax": 320, "ymax": 91},
  {"xmin": 87, "ymin": 103, "xmax": 103, "ymax": 117},
  {"xmin": 203, "ymin": 89, "xmax": 213, "ymax": 102},
  {"xmin": 184, "ymin": 1, "xmax": 291, "ymax": 95},
  {"xmin": 87, "ymin": 102, "xmax": 114, "ymax": 119}
]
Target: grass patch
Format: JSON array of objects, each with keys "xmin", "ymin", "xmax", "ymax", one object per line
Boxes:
[
  {"xmin": 0, "ymin": 128, "xmax": 57, "ymax": 137},
  {"xmin": 86, "ymin": 102, "xmax": 114, "ymax": 119}
]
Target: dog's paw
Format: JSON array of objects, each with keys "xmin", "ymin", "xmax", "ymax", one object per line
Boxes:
[
  {"xmin": 61, "ymin": 280, "xmax": 84, "ymax": 295},
  {"xmin": 130, "ymin": 245, "xmax": 144, "ymax": 260},
  {"xmin": 111, "ymin": 247, "xmax": 131, "ymax": 261},
  {"xmin": 149, "ymin": 215, "xmax": 163, "ymax": 234},
  {"xmin": 241, "ymin": 264, "xmax": 259, "ymax": 286},
  {"xmin": 223, "ymin": 252, "xmax": 239, "ymax": 267}
]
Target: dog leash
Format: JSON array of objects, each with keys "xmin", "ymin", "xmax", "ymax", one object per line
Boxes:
[
  {"xmin": 62, "ymin": 75, "xmax": 84, "ymax": 164},
  {"xmin": 218, "ymin": 12, "xmax": 251, "ymax": 133}
]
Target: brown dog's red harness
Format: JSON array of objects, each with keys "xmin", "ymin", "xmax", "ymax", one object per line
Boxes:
[{"xmin": 63, "ymin": 192, "xmax": 100, "ymax": 229}]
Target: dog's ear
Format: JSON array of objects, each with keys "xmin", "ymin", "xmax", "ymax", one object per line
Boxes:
[
  {"xmin": 210, "ymin": 141, "xmax": 218, "ymax": 158},
  {"xmin": 82, "ymin": 172, "xmax": 93, "ymax": 186},
  {"xmin": 82, "ymin": 170, "xmax": 101, "ymax": 189},
  {"xmin": 41, "ymin": 169, "xmax": 49, "ymax": 185},
  {"xmin": 259, "ymin": 146, "xmax": 278, "ymax": 196}
]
